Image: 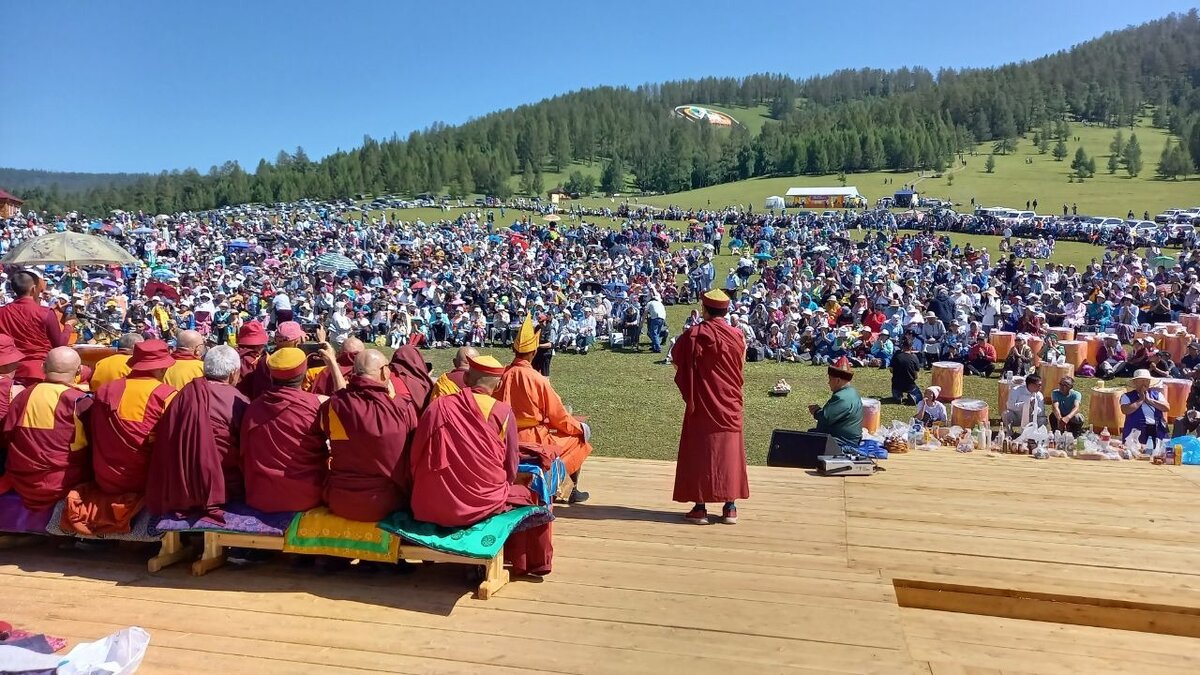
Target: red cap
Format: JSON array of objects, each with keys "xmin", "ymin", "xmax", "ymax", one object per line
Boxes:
[
  {"xmin": 0, "ymin": 334, "xmax": 24, "ymax": 367},
  {"xmin": 128, "ymin": 339, "xmax": 175, "ymax": 372},
  {"xmin": 276, "ymin": 321, "xmax": 305, "ymax": 342},
  {"xmin": 237, "ymin": 321, "xmax": 268, "ymax": 346},
  {"xmin": 701, "ymin": 290, "xmax": 731, "ymax": 310}
]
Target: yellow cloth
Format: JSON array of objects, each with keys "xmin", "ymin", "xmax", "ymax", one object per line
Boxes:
[
  {"xmin": 303, "ymin": 365, "xmax": 327, "ymax": 392},
  {"xmin": 163, "ymin": 358, "xmax": 205, "ymax": 390},
  {"xmin": 90, "ymin": 354, "xmax": 132, "ymax": 390},
  {"xmin": 282, "ymin": 506, "xmax": 400, "ymax": 563},
  {"xmin": 430, "ymin": 372, "xmax": 461, "ymax": 401},
  {"xmin": 513, "ymin": 313, "xmax": 539, "ymax": 353}
]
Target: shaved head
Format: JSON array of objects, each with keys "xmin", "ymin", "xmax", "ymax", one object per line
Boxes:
[
  {"xmin": 117, "ymin": 333, "xmax": 144, "ymax": 351},
  {"xmin": 354, "ymin": 349, "xmax": 389, "ymax": 382},
  {"xmin": 341, "ymin": 337, "xmax": 365, "ymax": 356},
  {"xmin": 177, "ymin": 330, "xmax": 204, "ymax": 350},
  {"xmin": 452, "ymin": 346, "xmax": 479, "ymax": 370},
  {"xmin": 44, "ymin": 347, "xmax": 81, "ymax": 383}
]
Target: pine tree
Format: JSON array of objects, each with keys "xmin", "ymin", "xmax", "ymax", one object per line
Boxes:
[
  {"xmin": 1158, "ymin": 138, "xmax": 1177, "ymax": 179},
  {"xmin": 984, "ymin": 154, "xmax": 996, "ymax": 173},
  {"xmin": 1107, "ymin": 152, "xmax": 1120, "ymax": 174},
  {"xmin": 1037, "ymin": 132, "xmax": 1050, "ymax": 154},
  {"xmin": 1109, "ymin": 130, "xmax": 1125, "ymax": 159},
  {"xmin": 1052, "ymin": 139, "xmax": 1068, "ymax": 161},
  {"xmin": 1190, "ymin": 118, "xmax": 1200, "ymax": 174},
  {"xmin": 1071, "ymin": 147, "xmax": 1095, "ymax": 179},
  {"xmin": 1122, "ymin": 133, "xmax": 1143, "ymax": 176},
  {"xmin": 600, "ymin": 157, "xmax": 624, "ymax": 194}
]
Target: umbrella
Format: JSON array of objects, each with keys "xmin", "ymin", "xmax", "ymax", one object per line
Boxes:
[
  {"xmin": 1, "ymin": 231, "xmax": 138, "ymax": 267},
  {"xmin": 89, "ymin": 278, "xmax": 120, "ymax": 288},
  {"xmin": 542, "ymin": 214, "xmax": 561, "ymax": 223},
  {"xmin": 314, "ymin": 252, "xmax": 356, "ymax": 273},
  {"xmin": 151, "ymin": 268, "xmax": 177, "ymax": 280},
  {"xmin": 227, "ymin": 239, "xmax": 252, "ymax": 250},
  {"xmin": 1151, "ymin": 255, "xmax": 1176, "ymax": 269},
  {"xmin": 131, "ymin": 227, "xmax": 155, "ymax": 235},
  {"xmin": 580, "ymin": 281, "xmax": 604, "ymax": 293},
  {"xmin": 755, "ymin": 252, "xmax": 774, "ymax": 260},
  {"xmin": 263, "ymin": 258, "xmax": 282, "ymax": 267},
  {"xmin": 143, "ymin": 280, "xmax": 180, "ymax": 302}
]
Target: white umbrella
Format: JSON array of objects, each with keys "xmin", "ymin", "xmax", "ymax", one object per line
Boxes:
[{"xmin": 1, "ymin": 231, "xmax": 138, "ymax": 266}]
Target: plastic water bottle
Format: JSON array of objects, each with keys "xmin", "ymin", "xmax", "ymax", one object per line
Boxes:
[{"xmin": 1100, "ymin": 427, "xmax": 1111, "ymax": 444}]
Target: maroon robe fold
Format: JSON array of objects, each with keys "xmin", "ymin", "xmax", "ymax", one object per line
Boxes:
[
  {"xmin": 236, "ymin": 348, "xmax": 272, "ymax": 401},
  {"xmin": 322, "ymin": 376, "xmax": 417, "ymax": 522},
  {"xmin": 145, "ymin": 378, "xmax": 248, "ymax": 516},
  {"xmin": 241, "ymin": 386, "xmax": 326, "ymax": 513},
  {"xmin": 388, "ymin": 346, "xmax": 432, "ymax": 414},
  {"xmin": 310, "ymin": 354, "xmax": 354, "ymax": 397},
  {"xmin": 670, "ymin": 318, "xmax": 750, "ymax": 503}
]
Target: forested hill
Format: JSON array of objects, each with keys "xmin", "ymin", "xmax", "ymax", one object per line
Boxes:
[
  {"xmin": 12, "ymin": 10, "xmax": 1200, "ymax": 216},
  {"xmin": 0, "ymin": 168, "xmax": 149, "ymax": 195}
]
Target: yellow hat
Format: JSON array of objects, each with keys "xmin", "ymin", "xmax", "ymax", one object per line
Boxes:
[
  {"xmin": 513, "ymin": 313, "xmax": 539, "ymax": 353},
  {"xmin": 701, "ymin": 290, "xmax": 731, "ymax": 310},
  {"xmin": 468, "ymin": 354, "xmax": 506, "ymax": 376},
  {"xmin": 267, "ymin": 347, "xmax": 307, "ymax": 380}
]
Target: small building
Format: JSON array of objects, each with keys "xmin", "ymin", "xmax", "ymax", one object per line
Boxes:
[
  {"xmin": 0, "ymin": 189, "xmax": 23, "ymax": 219},
  {"xmin": 784, "ymin": 186, "xmax": 865, "ymax": 209},
  {"xmin": 547, "ymin": 187, "xmax": 573, "ymax": 205}
]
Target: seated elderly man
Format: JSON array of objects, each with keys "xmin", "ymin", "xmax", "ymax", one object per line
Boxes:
[
  {"xmin": 409, "ymin": 354, "xmax": 553, "ymax": 577},
  {"xmin": 146, "ymin": 346, "xmax": 250, "ymax": 517},
  {"xmin": 163, "ymin": 329, "xmax": 207, "ymax": 390},
  {"xmin": 241, "ymin": 345, "xmax": 341, "ymax": 513},
  {"xmin": 1003, "ymin": 373, "xmax": 1047, "ymax": 434},
  {"xmin": 90, "ymin": 334, "xmax": 142, "ymax": 390},
  {"xmin": 3, "ymin": 347, "xmax": 92, "ymax": 511},
  {"xmin": 431, "ymin": 346, "xmax": 478, "ymax": 400},
  {"xmin": 321, "ymin": 349, "xmax": 418, "ymax": 522}
]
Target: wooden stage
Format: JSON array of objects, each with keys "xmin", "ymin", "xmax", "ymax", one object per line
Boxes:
[{"xmin": 3, "ymin": 453, "xmax": 1200, "ymax": 674}]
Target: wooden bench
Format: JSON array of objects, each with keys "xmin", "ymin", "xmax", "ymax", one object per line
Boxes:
[
  {"xmin": 1, "ymin": 530, "xmax": 192, "ymax": 574},
  {"xmin": 191, "ymin": 531, "xmax": 510, "ymax": 599}
]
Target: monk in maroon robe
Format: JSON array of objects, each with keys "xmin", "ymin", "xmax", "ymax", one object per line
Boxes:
[
  {"xmin": 146, "ymin": 345, "xmax": 249, "ymax": 517},
  {"xmin": 235, "ymin": 321, "xmax": 269, "ymax": 400},
  {"xmin": 320, "ymin": 349, "xmax": 417, "ymax": 521},
  {"xmin": 241, "ymin": 345, "xmax": 341, "ymax": 513},
  {"xmin": 670, "ymin": 290, "xmax": 749, "ymax": 526},
  {"xmin": 310, "ymin": 337, "xmax": 362, "ymax": 397},
  {"xmin": 388, "ymin": 345, "xmax": 433, "ymax": 414},
  {"xmin": 0, "ymin": 334, "xmax": 25, "ymax": 490},
  {"xmin": 409, "ymin": 355, "xmax": 552, "ymax": 576}
]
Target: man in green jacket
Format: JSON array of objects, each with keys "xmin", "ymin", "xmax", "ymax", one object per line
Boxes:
[{"xmin": 808, "ymin": 356, "xmax": 864, "ymax": 452}]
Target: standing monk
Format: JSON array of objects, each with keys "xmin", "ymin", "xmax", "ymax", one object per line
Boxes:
[
  {"xmin": 3, "ymin": 347, "xmax": 91, "ymax": 511},
  {"xmin": 808, "ymin": 356, "xmax": 864, "ymax": 453},
  {"xmin": 90, "ymin": 339, "xmax": 177, "ymax": 495},
  {"xmin": 90, "ymin": 334, "xmax": 142, "ymax": 390},
  {"xmin": 163, "ymin": 329, "xmax": 207, "ymax": 390},
  {"xmin": 495, "ymin": 314, "xmax": 592, "ymax": 503},
  {"xmin": 241, "ymin": 345, "xmax": 341, "ymax": 513},
  {"xmin": 431, "ymin": 346, "xmax": 479, "ymax": 400},
  {"xmin": 234, "ymin": 321, "xmax": 268, "ymax": 400},
  {"xmin": 410, "ymin": 354, "xmax": 553, "ymax": 576},
  {"xmin": 671, "ymin": 290, "xmax": 749, "ymax": 526},
  {"xmin": 146, "ymin": 346, "xmax": 249, "ymax": 517},
  {"xmin": 0, "ymin": 270, "xmax": 73, "ymax": 365},
  {"xmin": 321, "ymin": 349, "xmax": 418, "ymax": 522}
]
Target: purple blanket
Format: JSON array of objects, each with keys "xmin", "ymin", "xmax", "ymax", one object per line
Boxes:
[
  {"xmin": 0, "ymin": 491, "xmax": 53, "ymax": 534},
  {"xmin": 154, "ymin": 502, "xmax": 294, "ymax": 536}
]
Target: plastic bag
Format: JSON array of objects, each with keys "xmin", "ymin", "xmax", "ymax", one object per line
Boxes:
[
  {"xmin": 57, "ymin": 627, "xmax": 150, "ymax": 675},
  {"xmin": 1168, "ymin": 435, "xmax": 1200, "ymax": 465},
  {"xmin": 1013, "ymin": 423, "xmax": 1048, "ymax": 444}
]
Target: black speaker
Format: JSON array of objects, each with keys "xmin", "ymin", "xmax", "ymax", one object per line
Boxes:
[{"xmin": 767, "ymin": 430, "xmax": 841, "ymax": 469}]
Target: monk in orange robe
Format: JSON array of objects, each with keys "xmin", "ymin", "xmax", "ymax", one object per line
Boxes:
[
  {"xmin": 90, "ymin": 339, "xmax": 177, "ymax": 496},
  {"xmin": 495, "ymin": 315, "xmax": 592, "ymax": 503},
  {"xmin": 430, "ymin": 346, "xmax": 478, "ymax": 400},
  {"xmin": 310, "ymin": 337, "xmax": 362, "ymax": 397},
  {"xmin": 163, "ymin": 329, "xmax": 206, "ymax": 390},
  {"xmin": 3, "ymin": 347, "xmax": 91, "ymax": 510},
  {"xmin": 410, "ymin": 354, "xmax": 553, "ymax": 576},
  {"xmin": 241, "ymin": 345, "xmax": 341, "ymax": 513},
  {"xmin": 670, "ymin": 290, "xmax": 749, "ymax": 526},
  {"xmin": 90, "ymin": 334, "xmax": 142, "ymax": 390},
  {"xmin": 321, "ymin": 349, "xmax": 417, "ymax": 522}
]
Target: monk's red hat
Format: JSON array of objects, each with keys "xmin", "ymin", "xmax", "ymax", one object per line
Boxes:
[
  {"xmin": 128, "ymin": 339, "xmax": 175, "ymax": 372},
  {"xmin": 701, "ymin": 290, "xmax": 730, "ymax": 310},
  {"xmin": 267, "ymin": 347, "xmax": 307, "ymax": 381},
  {"xmin": 15, "ymin": 360, "xmax": 44, "ymax": 384},
  {"xmin": 238, "ymin": 321, "xmax": 268, "ymax": 347},
  {"xmin": 827, "ymin": 356, "xmax": 854, "ymax": 381},
  {"xmin": 0, "ymin": 334, "xmax": 24, "ymax": 367},
  {"xmin": 467, "ymin": 354, "xmax": 505, "ymax": 377}
]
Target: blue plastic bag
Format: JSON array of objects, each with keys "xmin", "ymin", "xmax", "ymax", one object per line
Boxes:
[{"xmin": 1170, "ymin": 435, "xmax": 1200, "ymax": 465}]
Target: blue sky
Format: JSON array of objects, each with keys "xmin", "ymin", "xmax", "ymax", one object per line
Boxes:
[{"xmin": 3, "ymin": 0, "xmax": 1196, "ymax": 174}]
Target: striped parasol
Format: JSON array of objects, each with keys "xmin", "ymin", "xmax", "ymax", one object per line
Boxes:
[{"xmin": 313, "ymin": 252, "xmax": 356, "ymax": 273}]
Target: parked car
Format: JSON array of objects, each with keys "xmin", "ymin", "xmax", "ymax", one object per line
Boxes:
[{"xmin": 1154, "ymin": 209, "xmax": 1184, "ymax": 224}]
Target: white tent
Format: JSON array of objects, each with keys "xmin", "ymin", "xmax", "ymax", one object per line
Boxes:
[{"xmin": 764, "ymin": 196, "xmax": 785, "ymax": 210}]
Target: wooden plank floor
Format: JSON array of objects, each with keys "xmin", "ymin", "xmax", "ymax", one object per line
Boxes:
[{"xmin": 3, "ymin": 453, "xmax": 1199, "ymax": 674}]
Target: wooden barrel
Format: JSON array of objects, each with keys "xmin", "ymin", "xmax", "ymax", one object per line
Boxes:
[
  {"xmin": 1047, "ymin": 326, "xmax": 1074, "ymax": 341},
  {"xmin": 1089, "ymin": 386, "xmax": 1127, "ymax": 433},
  {"xmin": 1024, "ymin": 334, "xmax": 1044, "ymax": 367},
  {"xmin": 998, "ymin": 376, "xmax": 1025, "ymax": 415},
  {"xmin": 951, "ymin": 399, "xmax": 989, "ymax": 428},
  {"xmin": 73, "ymin": 344, "xmax": 117, "ymax": 369},
  {"xmin": 862, "ymin": 398, "xmax": 881, "ymax": 435},
  {"xmin": 1162, "ymin": 378, "xmax": 1191, "ymax": 420},
  {"xmin": 1060, "ymin": 340, "xmax": 1087, "ymax": 370},
  {"xmin": 1153, "ymin": 322, "xmax": 1183, "ymax": 336},
  {"xmin": 1038, "ymin": 362, "xmax": 1075, "ymax": 402},
  {"xmin": 931, "ymin": 362, "xmax": 964, "ymax": 401},
  {"xmin": 1078, "ymin": 332, "xmax": 1102, "ymax": 366},
  {"xmin": 989, "ymin": 331, "xmax": 1014, "ymax": 361},
  {"xmin": 1180, "ymin": 313, "xmax": 1200, "ymax": 337},
  {"xmin": 1161, "ymin": 332, "xmax": 1189, "ymax": 363}
]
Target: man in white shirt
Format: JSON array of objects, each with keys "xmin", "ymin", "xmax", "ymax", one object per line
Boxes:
[
  {"xmin": 576, "ymin": 308, "xmax": 597, "ymax": 354},
  {"xmin": 271, "ymin": 291, "xmax": 292, "ymax": 327},
  {"xmin": 1004, "ymin": 373, "xmax": 1047, "ymax": 434},
  {"xmin": 644, "ymin": 295, "xmax": 668, "ymax": 353}
]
